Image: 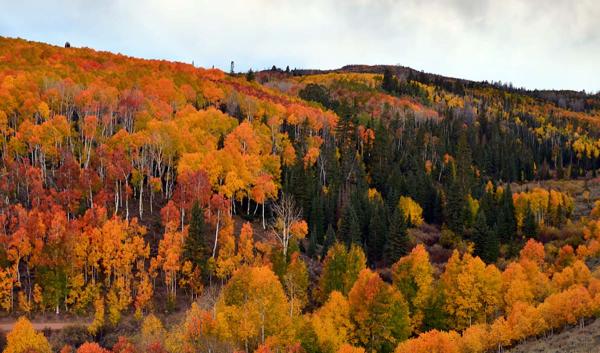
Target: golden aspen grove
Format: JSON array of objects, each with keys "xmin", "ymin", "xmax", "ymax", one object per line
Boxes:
[{"xmin": 0, "ymin": 32, "xmax": 600, "ymax": 353}]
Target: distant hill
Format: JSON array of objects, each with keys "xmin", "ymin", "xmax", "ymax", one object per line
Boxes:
[{"xmin": 280, "ymin": 64, "xmax": 600, "ymax": 112}]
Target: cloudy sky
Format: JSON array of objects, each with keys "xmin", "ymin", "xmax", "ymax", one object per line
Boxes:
[{"xmin": 1, "ymin": 0, "xmax": 599, "ymax": 92}]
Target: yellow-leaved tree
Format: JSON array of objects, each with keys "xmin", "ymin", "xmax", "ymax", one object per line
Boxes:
[
  {"xmin": 140, "ymin": 314, "xmax": 166, "ymax": 350},
  {"xmin": 4, "ymin": 317, "xmax": 51, "ymax": 353},
  {"xmin": 391, "ymin": 244, "xmax": 434, "ymax": 332},
  {"xmin": 311, "ymin": 291, "xmax": 354, "ymax": 353},
  {"xmin": 398, "ymin": 196, "xmax": 424, "ymax": 226},
  {"xmin": 216, "ymin": 266, "xmax": 292, "ymax": 352},
  {"xmin": 440, "ymin": 251, "xmax": 502, "ymax": 330},
  {"xmin": 283, "ymin": 253, "xmax": 309, "ymax": 317}
]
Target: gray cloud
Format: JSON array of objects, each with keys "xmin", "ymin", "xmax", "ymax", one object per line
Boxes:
[{"xmin": 0, "ymin": 0, "xmax": 598, "ymax": 91}]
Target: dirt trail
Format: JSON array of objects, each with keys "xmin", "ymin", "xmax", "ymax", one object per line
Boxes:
[{"xmin": 0, "ymin": 320, "xmax": 90, "ymax": 332}]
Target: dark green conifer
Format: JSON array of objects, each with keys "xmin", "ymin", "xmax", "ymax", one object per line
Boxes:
[
  {"xmin": 367, "ymin": 202, "xmax": 388, "ymax": 264},
  {"xmin": 473, "ymin": 209, "xmax": 499, "ymax": 263},
  {"xmin": 382, "ymin": 68, "xmax": 397, "ymax": 93},
  {"xmin": 522, "ymin": 203, "xmax": 538, "ymax": 238},
  {"xmin": 321, "ymin": 224, "xmax": 336, "ymax": 258},
  {"xmin": 445, "ymin": 178, "xmax": 466, "ymax": 234},
  {"xmin": 339, "ymin": 204, "xmax": 362, "ymax": 246},
  {"xmin": 496, "ymin": 185, "xmax": 517, "ymax": 244},
  {"xmin": 384, "ymin": 207, "xmax": 408, "ymax": 265},
  {"xmin": 183, "ymin": 201, "xmax": 208, "ymax": 269}
]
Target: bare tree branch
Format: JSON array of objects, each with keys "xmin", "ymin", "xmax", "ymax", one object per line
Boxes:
[{"xmin": 270, "ymin": 193, "xmax": 302, "ymax": 256}]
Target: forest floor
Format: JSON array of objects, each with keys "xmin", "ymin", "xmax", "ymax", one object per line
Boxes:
[{"xmin": 506, "ymin": 318, "xmax": 600, "ymax": 353}]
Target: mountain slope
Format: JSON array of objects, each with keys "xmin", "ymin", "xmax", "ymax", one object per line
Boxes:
[
  {"xmin": 507, "ymin": 318, "xmax": 600, "ymax": 353},
  {"xmin": 3, "ymin": 36, "xmax": 600, "ymax": 353}
]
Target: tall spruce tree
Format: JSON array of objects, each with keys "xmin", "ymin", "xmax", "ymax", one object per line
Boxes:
[
  {"xmin": 339, "ymin": 204, "xmax": 362, "ymax": 246},
  {"xmin": 322, "ymin": 224, "xmax": 336, "ymax": 258},
  {"xmin": 478, "ymin": 185, "xmax": 497, "ymax": 228},
  {"xmin": 472, "ymin": 210, "xmax": 499, "ymax": 263},
  {"xmin": 445, "ymin": 177, "xmax": 466, "ymax": 235},
  {"xmin": 183, "ymin": 201, "xmax": 208, "ymax": 268},
  {"xmin": 384, "ymin": 207, "xmax": 408, "ymax": 265},
  {"xmin": 455, "ymin": 131, "xmax": 474, "ymax": 194},
  {"xmin": 307, "ymin": 229, "xmax": 318, "ymax": 258},
  {"xmin": 309, "ymin": 193, "xmax": 326, "ymax": 243},
  {"xmin": 367, "ymin": 202, "xmax": 388, "ymax": 264},
  {"xmin": 522, "ymin": 203, "xmax": 538, "ymax": 238},
  {"xmin": 496, "ymin": 184, "xmax": 517, "ymax": 243}
]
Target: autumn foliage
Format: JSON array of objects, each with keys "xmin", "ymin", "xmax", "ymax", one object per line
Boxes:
[{"xmin": 2, "ymin": 36, "xmax": 600, "ymax": 353}]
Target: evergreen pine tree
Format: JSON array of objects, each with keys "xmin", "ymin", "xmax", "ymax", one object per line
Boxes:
[
  {"xmin": 432, "ymin": 188, "xmax": 444, "ymax": 225},
  {"xmin": 496, "ymin": 184, "xmax": 517, "ymax": 243},
  {"xmin": 183, "ymin": 201, "xmax": 208, "ymax": 267},
  {"xmin": 382, "ymin": 68, "xmax": 397, "ymax": 93},
  {"xmin": 309, "ymin": 193, "xmax": 325, "ymax": 243},
  {"xmin": 369, "ymin": 122, "xmax": 392, "ymax": 190},
  {"xmin": 522, "ymin": 203, "xmax": 538, "ymax": 238},
  {"xmin": 472, "ymin": 209, "xmax": 499, "ymax": 263},
  {"xmin": 455, "ymin": 131, "xmax": 474, "ymax": 194},
  {"xmin": 384, "ymin": 207, "xmax": 408, "ymax": 265},
  {"xmin": 555, "ymin": 203, "xmax": 566, "ymax": 227},
  {"xmin": 339, "ymin": 204, "xmax": 362, "ymax": 246},
  {"xmin": 478, "ymin": 186, "xmax": 497, "ymax": 228},
  {"xmin": 386, "ymin": 186, "xmax": 400, "ymax": 215},
  {"xmin": 307, "ymin": 227, "xmax": 318, "ymax": 258},
  {"xmin": 322, "ymin": 224, "xmax": 336, "ymax": 258},
  {"xmin": 367, "ymin": 203, "xmax": 388, "ymax": 264},
  {"xmin": 246, "ymin": 69, "xmax": 255, "ymax": 81},
  {"xmin": 495, "ymin": 207, "xmax": 509, "ymax": 243},
  {"xmin": 445, "ymin": 178, "xmax": 466, "ymax": 234},
  {"xmin": 556, "ymin": 153, "xmax": 565, "ymax": 179}
]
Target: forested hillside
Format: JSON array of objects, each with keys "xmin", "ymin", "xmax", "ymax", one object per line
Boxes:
[{"xmin": 2, "ymin": 37, "xmax": 600, "ymax": 353}]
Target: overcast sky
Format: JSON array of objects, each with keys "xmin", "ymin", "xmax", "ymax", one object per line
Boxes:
[{"xmin": 1, "ymin": 0, "xmax": 599, "ymax": 92}]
